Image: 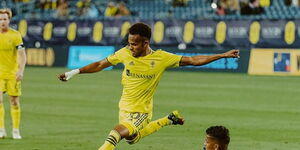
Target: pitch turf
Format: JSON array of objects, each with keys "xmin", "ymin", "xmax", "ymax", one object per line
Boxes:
[{"xmin": 0, "ymin": 67, "xmax": 299, "ymax": 150}]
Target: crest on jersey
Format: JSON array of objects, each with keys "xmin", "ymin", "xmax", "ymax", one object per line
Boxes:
[
  {"xmin": 150, "ymin": 61, "xmax": 155, "ymax": 68},
  {"xmin": 129, "ymin": 61, "xmax": 135, "ymax": 66}
]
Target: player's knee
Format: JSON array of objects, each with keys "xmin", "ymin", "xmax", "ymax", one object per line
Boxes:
[
  {"xmin": 119, "ymin": 122, "xmax": 137, "ymax": 136},
  {"xmin": 9, "ymin": 96, "xmax": 19, "ymax": 106},
  {"xmin": 125, "ymin": 132, "xmax": 140, "ymax": 145}
]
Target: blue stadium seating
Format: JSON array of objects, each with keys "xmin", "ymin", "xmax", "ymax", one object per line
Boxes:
[{"xmin": 1, "ymin": 0, "xmax": 300, "ymax": 20}]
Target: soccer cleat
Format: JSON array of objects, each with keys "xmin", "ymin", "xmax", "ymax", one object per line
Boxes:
[
  {"xmin": 0, "ymin": 128, "xmax": 7, "ymax": 139},
  {"xmin": 12, "ymin": 129, "xmax": 22, "ymax": 139},
  {"xmin": 168, "ymin": 110, "xmax": 184, "ymax": 125}
]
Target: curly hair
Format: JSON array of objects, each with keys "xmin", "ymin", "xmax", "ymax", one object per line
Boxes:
[
  {"xmin": 206, "ymin": 125, "xmax": 230, "ymax": 145},
  {"xmin": 129, "ymin": 22, "xmax": 151, "ymax": 40}
]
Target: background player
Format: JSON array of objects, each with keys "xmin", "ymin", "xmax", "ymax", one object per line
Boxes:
[
  {"xmin": 0, "ymin": 8, "xmax": 26, "ymax": 139},
  {"xmin": 203, "ymin": 125, "xmax": 230, "ymax": 150},
  {"xmin": 58, "ymin": 22, "xmax": 239, "ymax": 150}
]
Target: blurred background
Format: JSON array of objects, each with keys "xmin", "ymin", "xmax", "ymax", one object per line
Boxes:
[
  {"xmin": 1, "ymin": 0, "xmax": 300, "ymax": 75},
  {"xmin": 1, "ymin": 1, "xmax": 300, "ymax": 150}
]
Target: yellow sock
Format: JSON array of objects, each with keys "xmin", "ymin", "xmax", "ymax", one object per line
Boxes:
[
  {"xmin": 10, "ymin": 105, "xmax": 21, "ymax": 129},
  {"xmin": 139, "ymin": 116, "xmax": 171, "ymax": 138},
  {"xmin": 98, "ymin": 130, "xmax": 121, "ymax": 150},
  {"xmin": 0, "ymin": 104, "xmax": 4, "ymax": 129}
]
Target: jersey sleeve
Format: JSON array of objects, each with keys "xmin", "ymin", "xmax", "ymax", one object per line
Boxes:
[
  {"xmin": 162, "ymin": 51, "xmax": 182, "ymax": 68},
  {"xmin": 15, "ymin": 32, "xmax": 25, "ymax": 50},
  {"xmin": 107, "ymin": 49, "xmax": 123, "ymax": 65}
]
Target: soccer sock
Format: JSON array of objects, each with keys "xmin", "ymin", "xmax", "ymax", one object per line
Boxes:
[
  {"xmin": 10, "ymin": 105, "xmax": 21, "ymax": 129},
  {"xmin": 0, "ymin": 104, "xmax": 4, "ymax": 129},
  {"xmin": 98, "ymin": 130, "xmax": 121, "ymax": 150},
  {"xmin": 139, "ymin": 116, "xmax": 171, "ymax": 138}
]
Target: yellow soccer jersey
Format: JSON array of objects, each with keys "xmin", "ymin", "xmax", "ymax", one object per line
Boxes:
[
  {"xmin": 107, "ymin": 47, "xmax": 182, "ymax": 113},
  {"xmin": 0, "ymin": 28, "xmax": 24, "ymax": 79}
]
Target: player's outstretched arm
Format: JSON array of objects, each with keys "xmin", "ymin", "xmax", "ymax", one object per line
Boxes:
[
  {"xmin": 179, "ymin": 49, "xmax": 240, "ymax": 66},
  {"xmin": 58, "ymin": 58, "xmax": 112, "ymax": 81}
]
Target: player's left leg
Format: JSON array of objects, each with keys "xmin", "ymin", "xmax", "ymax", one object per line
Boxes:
[
  {"xmin": 7, "ymin": 79, "xmax": 22, "ymax": 139},
  {"xmin": 127, "ymin": 110, "xmax": 185, "ymax": 144},
  {"xmin": 9, "ymin": 96, "xmax": 21, "ymax": 139}
]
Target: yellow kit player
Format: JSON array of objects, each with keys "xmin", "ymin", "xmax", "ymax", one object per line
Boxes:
[
  {"xmin": 0, "ymin": 8, "xmax": 26, "ymax": 139},
  {"xmin": 58, "ymin": 23, "xmax": 239, "ymax": 149}
]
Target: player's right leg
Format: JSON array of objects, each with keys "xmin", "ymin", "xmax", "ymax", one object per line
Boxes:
[
  {"xmin": 98, "ymin": 124, "xmax": 126, "ymax": 150},
  {"xmin": 0, "ymin": 80, "xmax": 7, "ymax": 139},
  {"xmin": 98, "ymin": 111, "xmax": 149, "ymax": 150}
]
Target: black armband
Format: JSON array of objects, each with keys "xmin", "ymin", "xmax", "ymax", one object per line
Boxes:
[{"xmin": 16, "ymin": 44, "xmax": 25, "ymax": 50}]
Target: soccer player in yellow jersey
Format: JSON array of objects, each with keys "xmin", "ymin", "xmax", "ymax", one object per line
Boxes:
[
  {"xmin": 0, "ymin": 8, "xmax": 26, "ymax": 139},
  {"xmin": 58, "ymin": 22, "xmax": 239, "ymax": 149}
]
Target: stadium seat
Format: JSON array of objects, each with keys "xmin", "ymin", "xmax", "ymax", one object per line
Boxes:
[{"xmin": 5, "ymin": 0, "xmax": 300, "ymax": 20}]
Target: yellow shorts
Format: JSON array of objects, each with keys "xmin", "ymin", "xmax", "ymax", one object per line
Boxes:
[
  {"xmin": 0, "ymin": 79, "xmax": 21, "ymax": 96},
  {"xmin": 119, "ymin": 110, "xmax": 152, "ymax": 135}
]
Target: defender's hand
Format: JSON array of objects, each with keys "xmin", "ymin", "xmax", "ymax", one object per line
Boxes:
[{"xmin": 223, "ymin": 49, "xmax": 240, "ymax": 58}]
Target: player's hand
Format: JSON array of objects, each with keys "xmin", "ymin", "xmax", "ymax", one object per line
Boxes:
[
  {"xmin": 58, "ymin": 73, "xmax": 68, "ymax": 82},
  {"xmin": 16, "ymin": 71, "xmax": 24, "ymax": 81},
  {"xmin": 58, "ymin": 69, "xmax": 80, "ymax": 82},
  {"xmin": 223, "ymin": 49, "xmax": 240, "ymax": 58}
]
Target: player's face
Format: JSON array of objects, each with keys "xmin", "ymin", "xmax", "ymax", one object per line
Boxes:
[
  {"xmin": 0, "ymin": 13, "xmax": 10, "ymax": 31},
  {"xmin": 203, "ymin": 136, "xmax": 220, "ymax": 150},
  {"xmin": 128, "ymin": 34, "xmax": 149, "ymax": 57}
]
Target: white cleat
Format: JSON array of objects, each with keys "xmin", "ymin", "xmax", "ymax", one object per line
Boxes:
[
  {"xmin": 12, "ymin": 129, "xmax": 22, "ymax": 139},
  {"xmin": 0, "ymin": 128, "xmax": 7, "ymax": 139}
]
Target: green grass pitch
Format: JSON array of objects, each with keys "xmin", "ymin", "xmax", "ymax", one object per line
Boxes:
[{"xmin": 0, "ymin": 67, "xmax": 299, "ymax": 150}]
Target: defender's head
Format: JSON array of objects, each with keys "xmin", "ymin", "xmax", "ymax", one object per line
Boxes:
[
  {"xmin": 128, "ymin": 22, "xmax": 151, "ymax": 57},
  {"xmin": 203, "ymin": 126, "xmax": 230, "ymax": 150},
  {"xmin": 0, "ymin": 8, "xmax": 12, "ymax": 31}
]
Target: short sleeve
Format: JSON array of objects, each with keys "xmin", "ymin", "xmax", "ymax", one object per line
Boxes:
[
  {"xmin": 107, "ymin": 49, "xmax": 123, "ymax": 65},
  {"xmin": 162, "ymin": 51, "xmax": 182, "ymax": 68}
]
